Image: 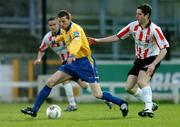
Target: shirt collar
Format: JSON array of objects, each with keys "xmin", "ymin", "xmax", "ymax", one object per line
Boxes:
[
  {"xmin": 139, "ymin": 20, "xmax": 151, "ymax": 29},
  {"xmin": 145, "ymin": 20, "xmax": 151, "ymax": 28},
  {"xmin": 52, "ymin": 27, "xmax": 61, "ymax": 36},
  {"xmin": 66, "ymin": 21, "xmax": 72, "ymax": 32}
]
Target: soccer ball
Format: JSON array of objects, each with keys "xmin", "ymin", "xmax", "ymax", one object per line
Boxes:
[{"xmin": 46, "ymin": 104, "xmax": 62, "ymax": 119}]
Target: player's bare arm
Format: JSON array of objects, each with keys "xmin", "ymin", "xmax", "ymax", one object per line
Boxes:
[
  {"xmin": 88, "ymin": 35, "xmax": 119, "ymax": 45},
  {"xmin": 146, "ymin": 48, "xmax": 167, "ymax": 76},
  {"xmin": 34, "ymin": 51, "xmax": 45, "ymax": 64}
]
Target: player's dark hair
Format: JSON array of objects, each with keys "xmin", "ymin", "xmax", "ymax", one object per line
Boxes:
[
  {"xmin": 48, "ymin": 17, "xmax": 56, "ymax": 22},
  {"xmin": 57, "ymin": 10, "xmax": 71, "ymax": 19},
  {"xmin": 137, "ymin": 3, "xmax": 152, "ymax": 18}
]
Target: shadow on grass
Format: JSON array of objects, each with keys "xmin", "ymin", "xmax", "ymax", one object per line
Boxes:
[
  {"xmin": 74, "ymin": 116, "xmax": 135, "ymax": 121},
  {"xmin": 2, "ymin": 115, "xmax": 136, "ymax": 122},
  {"xmin": 1, "ymin": 117, "xmax": 49, "ymax": 122}
]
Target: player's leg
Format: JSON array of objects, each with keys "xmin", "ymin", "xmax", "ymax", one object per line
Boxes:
[
  {"xmin": 125, "ymin": 75, "xmax": 145, "ymax": 102},
  {"xmin": 137, "ymin": 70, "xmax": 154, "ymax": 117},
  {"xmin": 77, "ymin": 79, "xmax": 113, "ymax": 109},
  {"xmin": 126, "ymin": 59, "xmax": 158, "ymax": 114},
  {"xmin": 21, "ymin": 70, "xmax": 72, "ymax": 117},
  {"xmin": 63, "ymin": 80, "xmax": 77, "ymax": 111},
  {"xmin": 89, "ymin": 83, "xmax": 128, "ymax": 117},
  {"xmin": 77, "ymin": 79, "xmax": 91, "ymax": 92}
]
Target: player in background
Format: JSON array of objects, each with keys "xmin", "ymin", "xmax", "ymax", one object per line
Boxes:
[
  {"xmin": 34, "ymin": 17, "xmax": 86, "ymax": 111},
  {"xmin": 88, "ymin": 3, "xmax": 169, "ymax": 117},
  {"xmin": 21, "ymin": 10, "xmax": 127, "ymax": 118}
]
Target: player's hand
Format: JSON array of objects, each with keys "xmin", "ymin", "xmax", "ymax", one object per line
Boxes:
[
  {"xmin": 145, "ymin": 63, "xmax": 155, "ymax": 76},
  {"xmin": 61, "ymin": 60, "xmax": 67, "ymax": 65},
  {"xmin": 34, "ymin": 59, "xmax": 41, "ymax": 64},
  {"xmin": 87, "ymin": 37, "xmax": 98, "ymax": 45},
  {"xmin": 67, "ymin": 55, "xmax": 76, "ymax": 64}
]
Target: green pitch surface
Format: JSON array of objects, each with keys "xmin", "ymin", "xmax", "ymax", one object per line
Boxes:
[{"xmin": 0, "ymin": 103, "xmax": 179, "ymax": 127}]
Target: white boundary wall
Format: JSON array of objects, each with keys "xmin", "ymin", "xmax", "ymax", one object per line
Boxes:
[
  {"xmin": 0, "ymin": 82, "xmax": 36, "ymax": 102},
  {"xmin": 0, "ymin": 77, "xmax": 179, "ymax": 103},
  {"xmin": 38, "ymin": 75, "xmax": 180, "ymax": 104}
]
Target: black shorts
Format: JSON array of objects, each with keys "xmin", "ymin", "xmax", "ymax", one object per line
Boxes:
[{"xmin": 128, "ymin": 56, "xmax": 160, "ymax": 77}]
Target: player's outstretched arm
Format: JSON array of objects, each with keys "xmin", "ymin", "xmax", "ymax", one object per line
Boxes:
[
  {"xmin": 88, "ymin": 35, "xmax": 119, "ymax": 45},
  {"xmin": 87, "ymin": 37, "xmax": 98, "ymax": 45},
  {"xmin": 34, "ymin": 51, "xmax": 45, "ymax": 64}
]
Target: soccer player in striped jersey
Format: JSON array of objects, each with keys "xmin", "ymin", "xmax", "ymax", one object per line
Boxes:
[
  {"xmin": 88, "ymin": 3, "xmax": 169, "ymax": 118},
  {"xmin": 21, "ymin": 10, "xmax": 127, "ymax": 118}
]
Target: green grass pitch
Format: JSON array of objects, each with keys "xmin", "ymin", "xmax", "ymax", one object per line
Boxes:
[{"xmin": 0, "ymin": 102, "xmax": 179, "ymax": 127}]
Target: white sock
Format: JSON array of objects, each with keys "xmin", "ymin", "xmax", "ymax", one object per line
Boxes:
[
  {"xmin": 134, "ymin": 88, "xmax": 144, "ymax": 102},
  {"xmin": 141, "ymin": 86, "xmax": 153, "ymax": 110},
  {"xmin": 63, "ymin": 82, "xmax": 76, "ymax": 106}
]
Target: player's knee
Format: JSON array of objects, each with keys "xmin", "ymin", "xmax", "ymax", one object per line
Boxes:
[
  {"xmin": 125, "ymin": 85, "xmax": 132, "ymax": 93},
  {"xmin": 92, "ymin": 92, "xmax": 102, "ymax": 99},
  {"xmin": 47, "ymin": 78, "xmax": 56, "ymax": 88},
  {"xmin": 78, "ymin": 81, "xmax": 88, "ymax": 89},
  {"xmin": 137, "ymin": 80, "xmax": 146, "ymax": 87}
]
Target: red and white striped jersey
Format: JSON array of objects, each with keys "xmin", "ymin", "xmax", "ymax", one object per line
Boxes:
[
  {"xmin": 116, "ymin": 21, "xmax": 169, "ymax": 59},
  {"xmin": 38, "ymin": 31, "xmax": 69, "ymax": 61}
]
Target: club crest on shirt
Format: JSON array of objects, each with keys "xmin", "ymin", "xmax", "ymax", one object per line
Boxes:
[{"xmin": 73, "ymin": 31, "xmax": 79, "ymax": 38}]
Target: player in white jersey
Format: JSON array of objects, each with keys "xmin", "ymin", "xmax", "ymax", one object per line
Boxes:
[
  {"xmin": 88, "ymin": 3, "xmax": 169, "ymax": 117},
  {"xmin": 34, "ymin": 17, "xmax": 85, "ymax": 111}
]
